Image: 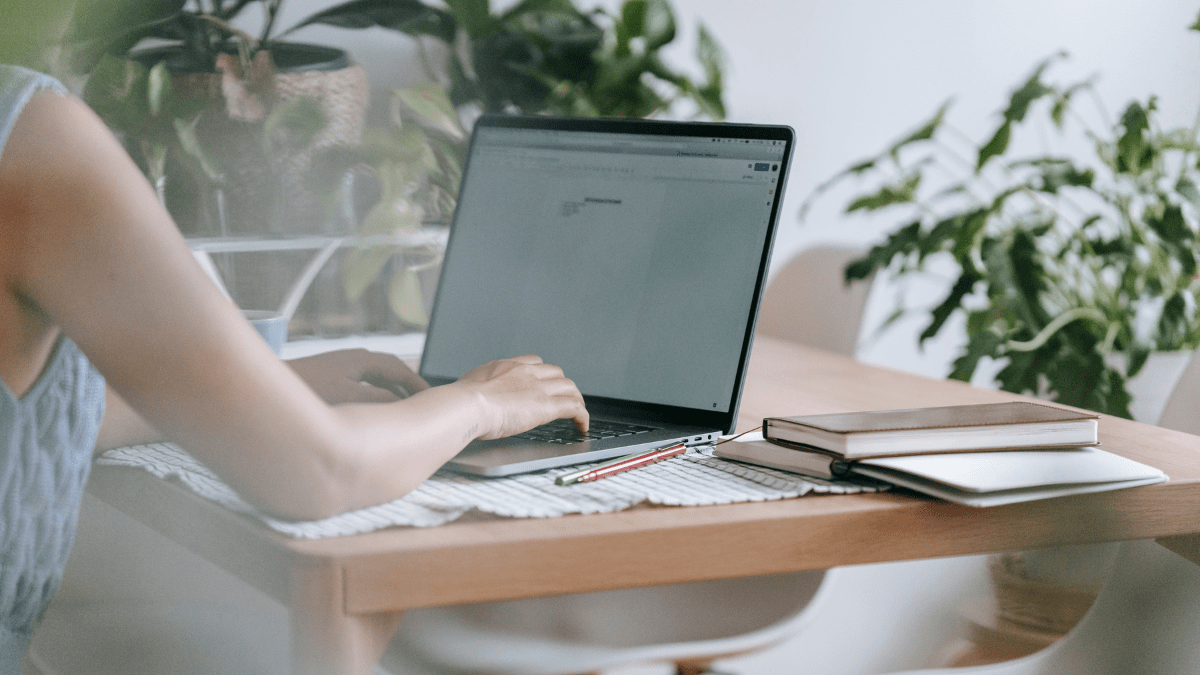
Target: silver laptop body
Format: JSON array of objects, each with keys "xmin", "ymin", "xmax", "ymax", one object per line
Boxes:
[{"xmin": 421, "ymin": 115, "xmax": 795, "ymax": 476}]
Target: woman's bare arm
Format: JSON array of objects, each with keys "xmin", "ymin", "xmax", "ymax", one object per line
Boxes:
[
  {"xmin": 1, "ymin": 90, "xmax": 586, "ymax": 520},
  {"xmin": 94, "ymin": 348, "xmax": 430, "ymax": 453}
]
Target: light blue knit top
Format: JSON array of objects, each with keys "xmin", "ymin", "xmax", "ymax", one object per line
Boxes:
[{"xmin": 0, "ymin": 66, "xmax": 107, "ymax": 668}]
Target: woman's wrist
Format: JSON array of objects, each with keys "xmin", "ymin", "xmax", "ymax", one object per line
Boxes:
[{"xmin": 443, "ymin": 380, "xmax": 495, "ymax": 442}]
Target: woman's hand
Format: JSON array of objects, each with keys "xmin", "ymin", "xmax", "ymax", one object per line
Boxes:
[
  {"xmin": 287, "ymin": 349, "xmax": 429, "ymax": 404},
  {"xmin": 452, "ymin": 355, "xmax": 589, "ymax": 439}
]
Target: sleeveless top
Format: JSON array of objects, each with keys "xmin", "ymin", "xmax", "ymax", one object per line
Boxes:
[{"xmin": 0, "ymin": 66, "xmax": 107, "ymax": 667}]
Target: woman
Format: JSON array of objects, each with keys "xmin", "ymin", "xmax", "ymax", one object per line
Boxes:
[{"xmin": 0, "ymin": 7, "xmax": 588, "ymax": 666}]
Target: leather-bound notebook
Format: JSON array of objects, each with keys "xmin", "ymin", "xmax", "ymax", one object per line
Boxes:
[{"xmin": 763, "ymin": 401, "xmax": 1098, "ymax": 460}]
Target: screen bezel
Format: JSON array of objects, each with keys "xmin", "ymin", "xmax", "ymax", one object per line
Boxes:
[{"xmin": 420, "ymin": 114, "xmax": 795, "ymax": 435}]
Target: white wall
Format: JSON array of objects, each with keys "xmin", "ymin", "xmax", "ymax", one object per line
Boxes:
[{"xmin": 278, "ymin": 0, "xmax": 1200, "ymax": 378}]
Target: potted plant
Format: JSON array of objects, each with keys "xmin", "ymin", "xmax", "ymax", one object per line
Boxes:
[
  {"xmin": 69, "ymin": 0, "xmax": 370, "ymax": 236},
  {"xmin": 294, "ymin": 0, "xmax": 725, "ymax": 119},
  {"xmin": 804, "ymin": 39, "xmax": 1200, "ymax": 418}
]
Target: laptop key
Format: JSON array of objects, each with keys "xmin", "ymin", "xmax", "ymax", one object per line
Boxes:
[{"xmin": 514, "ymin": 419, "xmax": 662, "ymax": 444}]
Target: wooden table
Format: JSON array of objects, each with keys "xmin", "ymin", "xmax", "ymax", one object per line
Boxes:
[{"xmin": 85, "ymin": 336, "xmax": 1200, "ymax": 674}]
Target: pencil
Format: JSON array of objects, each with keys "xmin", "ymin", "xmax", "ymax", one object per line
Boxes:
[{"xmin": 556, "ymin": 442, "xmax": 688, "ymax": 486}]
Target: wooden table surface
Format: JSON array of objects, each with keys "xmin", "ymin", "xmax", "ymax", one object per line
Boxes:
[{"xmin": 86, "ymin": 336, "xmax": 1200, "ymax": 673}]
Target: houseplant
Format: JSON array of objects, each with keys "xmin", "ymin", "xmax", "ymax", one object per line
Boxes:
[
  {"xmin": 804, "ymin": 44, "xmax": 1200, "ymax": 418},
  {"xmin": 292, "ymin": 0, "xmax": 726, "ymax": 119},
  {"xmin": 70, "ymin": 0, "xmax": 370, "ymax": 236}
]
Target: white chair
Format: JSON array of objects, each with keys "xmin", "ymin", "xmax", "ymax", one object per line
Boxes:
[
  {"xmin": 385, "ymin": 571, "xmax": 830, "ymax": 675},
  {"xmin": 883, "ymin": 539, "xmax": 1200, "ymax": 675},
  {"xmin": 757, "ymin": 245, "xmax": 874, "ymax": 357}
]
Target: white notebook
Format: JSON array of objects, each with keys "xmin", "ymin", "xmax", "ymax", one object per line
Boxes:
[{"xmin": 853, "ymin": 448, "xmax": 1166, "ymax": 507}]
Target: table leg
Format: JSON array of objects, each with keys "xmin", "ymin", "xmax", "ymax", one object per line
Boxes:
[{"xmin": 290, "ymin": 562, "xmax": 403, "ymax": 675}]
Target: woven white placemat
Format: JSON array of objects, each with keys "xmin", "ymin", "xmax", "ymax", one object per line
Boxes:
[{"xmin": 97, "ymin": 443, "xmax": 886, "ymax": 539}]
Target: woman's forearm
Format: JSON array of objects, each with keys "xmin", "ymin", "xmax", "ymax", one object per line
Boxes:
[{"xmin": 323, "ymin": 382, "xmax": 488, "ymax": 516}]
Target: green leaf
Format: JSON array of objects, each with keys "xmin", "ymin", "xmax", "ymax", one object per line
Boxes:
[
  {"xmin": 1101, "ymin": 368, "xmax": 1134, "ymax": 419},
  {"xmin": 359, "ymin": 159, "xmax": 427, "ymax": 237},
  {"xmin": 918, "ymin": 214, "xmax": 962, "ymax": 259},
  {"xmin": 949, "ymin": 329, "xmax": 1005, "ymax": 382},
  {"xmin": 995, "ymin": 345, "xmax": 1044, "ymax": 397},
  {"xmin": 263, "ymin": 96, "xmax": 329, "ymax": 153},
  {"xmin": 843, "ymin": 256, "xmax": 877, "ymax": 282},
  {"xmin": 429, "ymin": 135, "xmax": 466, "ymax": 189},
  {"xmin": 1116, "ymin": 99, "xmax": 1156, "ymax": 174},
  {"xmin": 1177, "ymin": 175, "xmax": 1200, "ymax": 212},
  {"xmin": 1154, "ymin": 128, "xmax": 1200, "ymax": 153},
  {"xmin": 141, "ymin": 140, "xmax": 169, "ymax": 182},
  {"xmin": 1147, "ymin": 203, "xmax": 1191, "ymax": 245},
  {"xmin": 845, "ymin": 171, "xmax": 921, "ymax": 212},
  {"xmin": 620, "ymin": 0, "xmax": 646, "ymax": 38},
  {"xmin": 445, "ymin": 0, "xmax": 493, "ymax": 35},
  {"xmin": 66, "ymin": 0, "xmax": 187, "ymax": 72},
  {"xmin": 1002, "ymin": 53, "xmax": 1064, "ymax": 124},
  {"xmin": 173, "ymin": 116, "xmax": 224, "ymax": 182},
  {"xmin": 844, "ymin": 221, "xmax": 922, "ymax": 281},
  {"xmin": 1042, "ymin": 346, "xmax": 1115, "ymax": 414},
  {"xmin": 82, "ymin": 55, "xmax": 150, "ymax": 132},
  {"xmin": 1048, "ymin": 78, "xmax": 1093, "ymax": 129},
  {"xmin": 920, "ymin": 268, "xmax": 981, "ymax": 343},
  {"xmin": 696, "ymin": 22, "xmax": 725, "ymax": 90},
  {"xmin": 1008, "ymin": 228, "xmax": 1049, "ymax": 325},
  {"xmin": 342, "ymin": 246, "xmax": 394, "ymax": 301},
  {"xmin": 146, "ymin": 61, "xmax": 173, "ymax": 118},
  {"xmin": 976, "ymin": 122, "xmax": 1011, "ymax": 171},
  {"xmin": 873, "ymin": 306, "xmax": 907, "ymax": 337},
  {"xmin": 68, "ymin": 0, "xmax": 186, "ymax": 43},
  {"xmin": 1157, "ymin": 291, "xmax": 1190, "ymax": 350},
  {"xmin": 889, "ymin": 100, "xmax": 951, "ymax": 158},
  {"xmin": 846, "ymin": 158, "xmax": 877, "ymax": 175},
  {"xmin": 393, "ymin": 83, "xmax": 465, "ymax": 140},
  {"xmin": 1126, "ymin": 343, "xmax": 1151, "ymax": 379},
  {"xmin": 363, "ymin": 125, "xmax": 437, "ymax": 169},
  {"xmin": 949, "ymin": 208, "xmax": 990, "ymax": 260},
  {"xmin": 642, "ymin": 0, "xmax": 677, "ymax": 49},
  {"xmin": 389, "ymin": 267, "xmax": 429, "ymax": 326},
  {"xmin": 1191, "ymin": 9, "xmax": 1200, "ymax": 31},
  {"xmin": 1015, "ymin": 157, "xmax": 1094, "ymax": 192},
  {"xmin": 288, "ymin": 0, "xmax": 456, "ymax": 42}
]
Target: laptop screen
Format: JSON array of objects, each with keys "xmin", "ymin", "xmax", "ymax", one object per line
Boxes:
[{"xmin": 421, "ymin": 117, "xmax": 792, "ymax": 421}]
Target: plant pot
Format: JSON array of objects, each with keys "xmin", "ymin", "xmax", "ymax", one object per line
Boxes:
[{"xmin": 134, "ymin": 43, "xmax": 369, "ymax": 236}]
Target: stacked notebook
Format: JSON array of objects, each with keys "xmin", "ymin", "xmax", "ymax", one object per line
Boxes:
[{"xmin": 714, "ymin": 402, "xmax": 1166, "ymax": 507}]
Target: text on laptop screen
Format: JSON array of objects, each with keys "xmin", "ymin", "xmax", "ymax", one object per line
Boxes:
[{"xmin": 422, "ymin": 126, "xmax": 786, "ymax": 413}]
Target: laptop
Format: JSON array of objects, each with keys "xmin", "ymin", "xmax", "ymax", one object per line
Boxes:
[{"xmin": 420, "ymin": 115, "xmax": 795, "ymax": 476}]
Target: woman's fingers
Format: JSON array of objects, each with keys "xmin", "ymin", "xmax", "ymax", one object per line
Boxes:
[
  {"xmin": 456, "ymin": 355, "xmax": 588, "ymax": 438},
  {"xmin": 287, "ymin": 349, "xmax": 428, "ymax": 403}
]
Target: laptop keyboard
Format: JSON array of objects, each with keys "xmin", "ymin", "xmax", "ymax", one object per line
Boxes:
[{"xmin": 513, "ymin": 418, "xmax": 659, "ymax": 445}]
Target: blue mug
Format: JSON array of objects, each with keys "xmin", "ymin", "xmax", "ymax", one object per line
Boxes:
[{"xmin": 242, "ymin": 310, "xmax": 288, "ymax": 355}]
